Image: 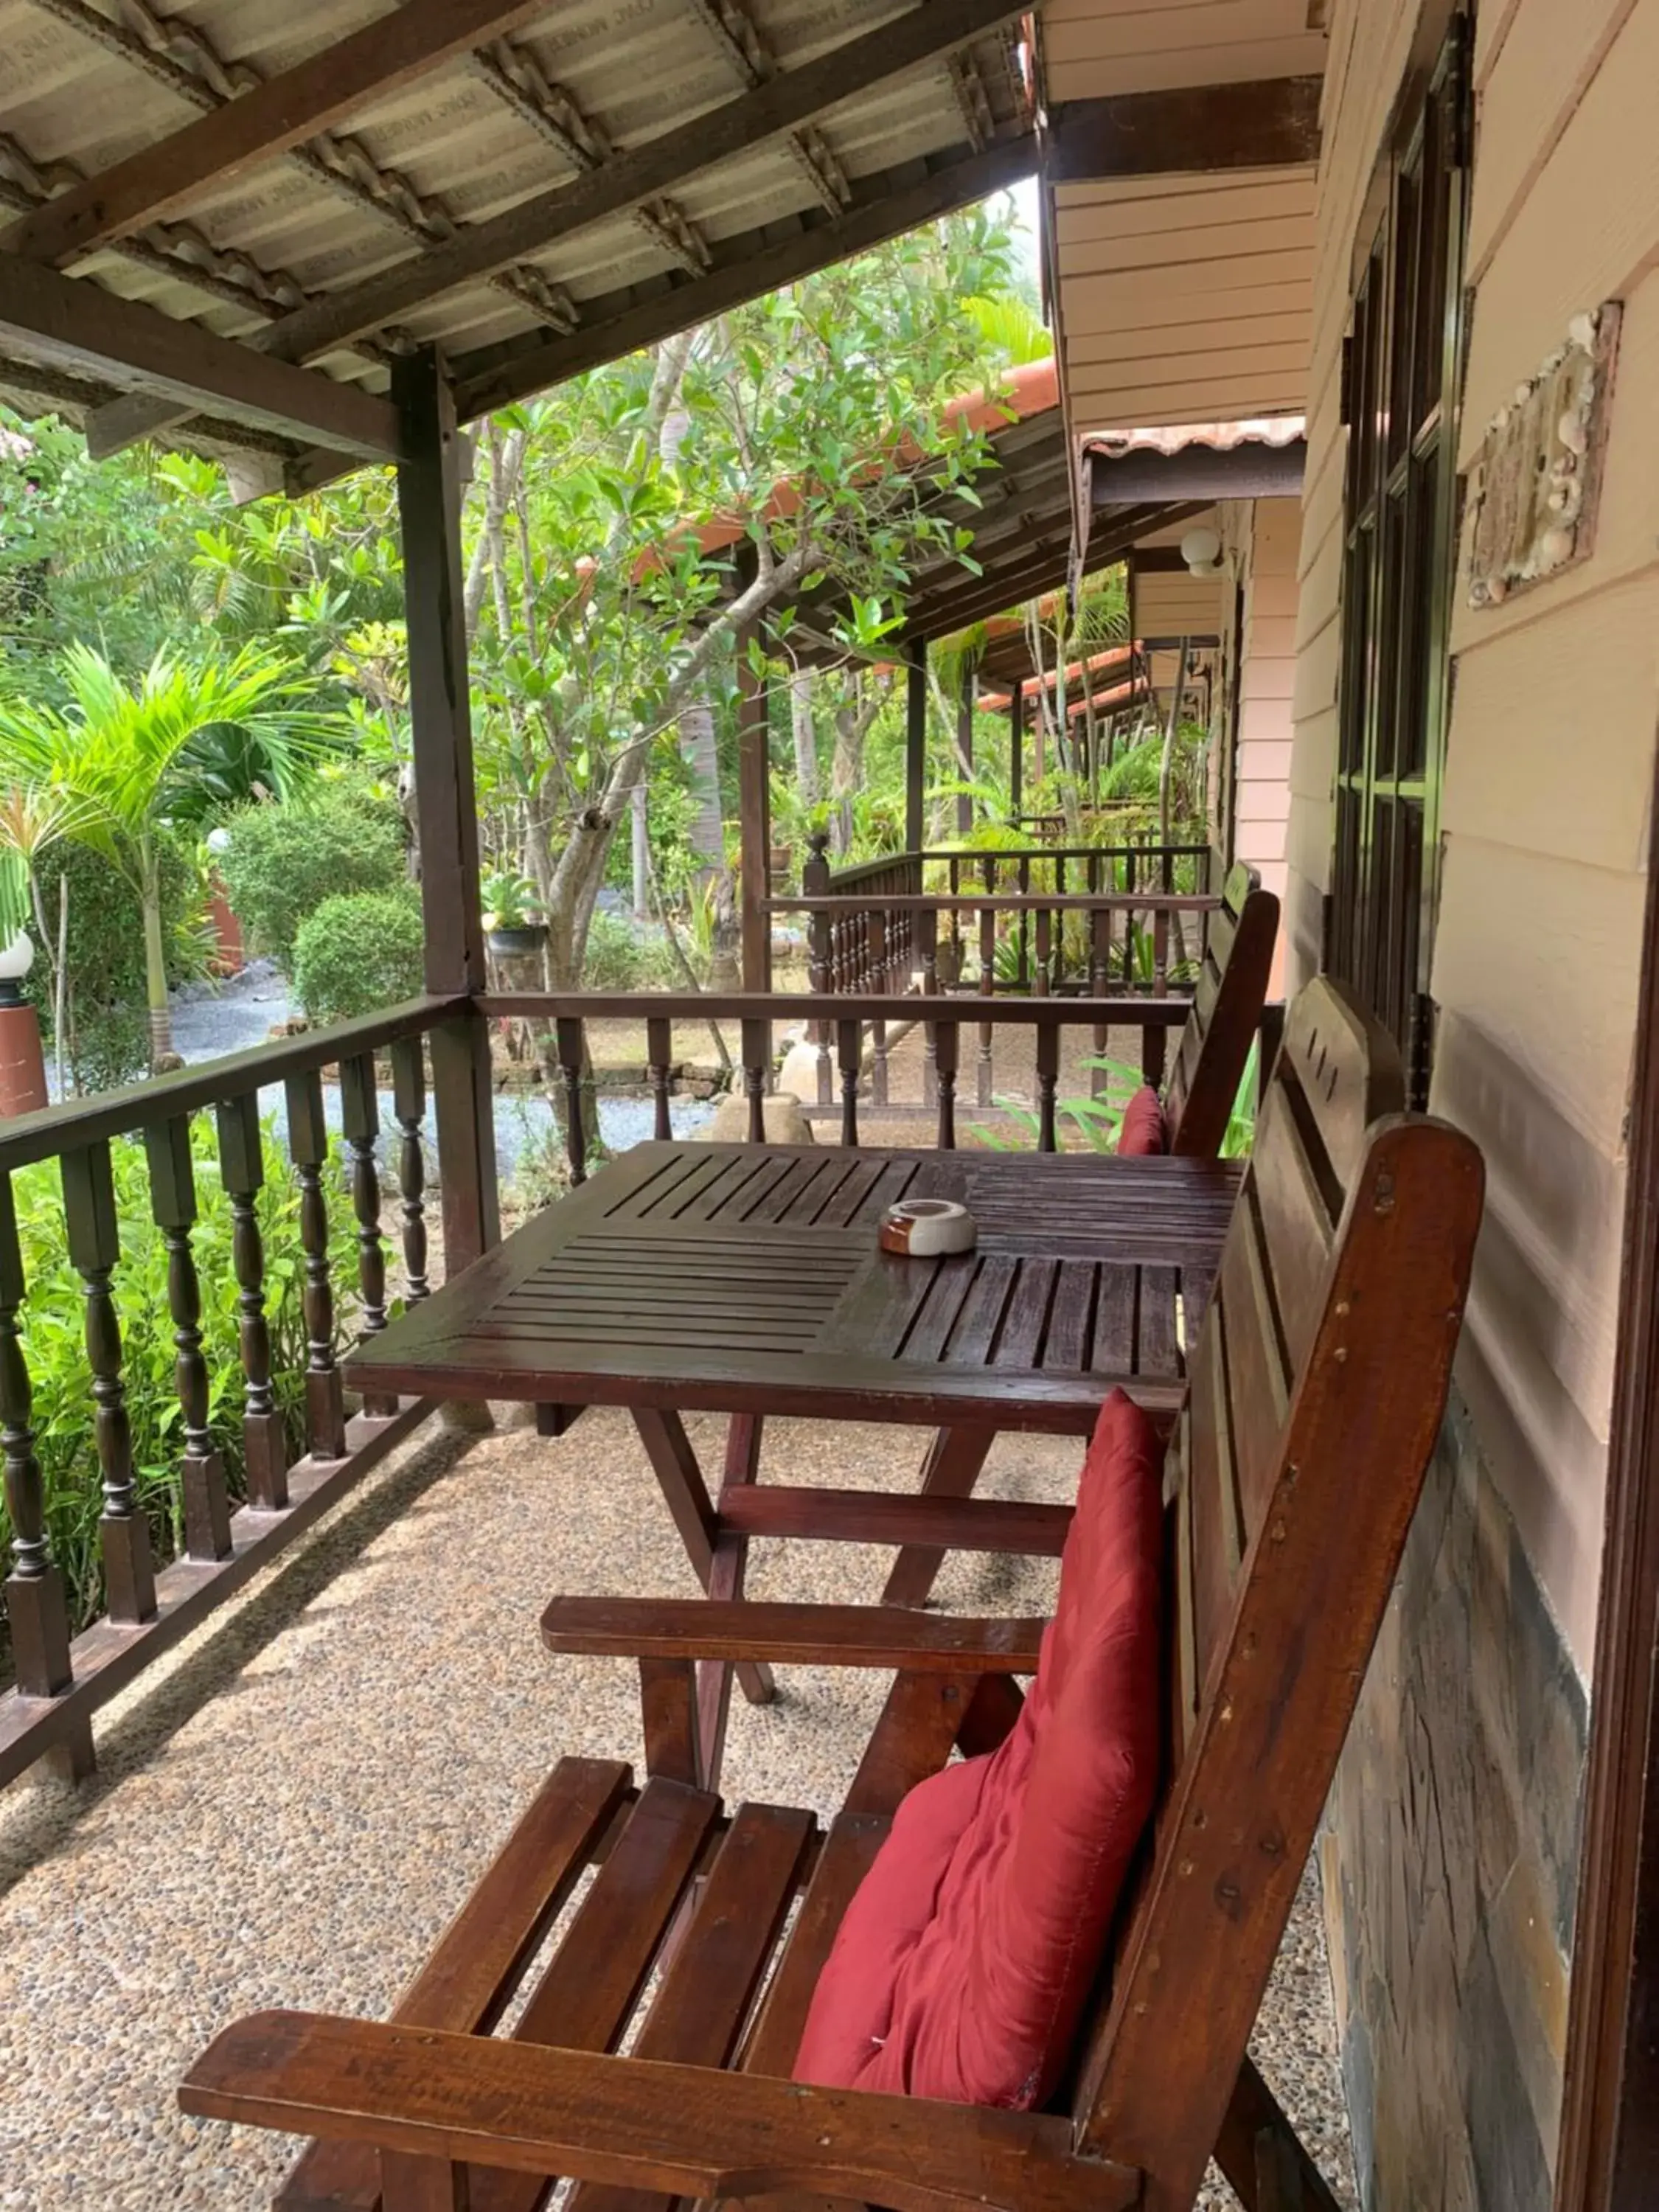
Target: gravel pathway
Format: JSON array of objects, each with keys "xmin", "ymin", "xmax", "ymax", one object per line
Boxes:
[{"xmin": 0, "ymin": 1413, "xmax": 1355, "ymax": 2211}]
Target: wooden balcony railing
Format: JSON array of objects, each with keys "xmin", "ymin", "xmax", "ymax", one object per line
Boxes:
[
  {"xmin": 0, "ymin": 971, "xmax": 1203, "ymax": 1792},
  {"xmin": 0, "ymin": 994, "xmax": 464, "ymax": 1790}
]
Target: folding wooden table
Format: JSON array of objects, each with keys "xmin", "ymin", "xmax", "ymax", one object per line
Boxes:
[{"xmin": 346, "ymin": 1140, "xmax": 1242, "ymax": 1778}]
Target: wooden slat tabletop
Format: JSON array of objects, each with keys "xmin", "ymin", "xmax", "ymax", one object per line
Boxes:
[{"xmin": 345, "ymin": 1144, "xmax": 1243, "ymax": 1433}]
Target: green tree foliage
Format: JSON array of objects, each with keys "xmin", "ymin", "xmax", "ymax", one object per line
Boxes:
[
  {"xmin": 21, "ymin": 833, "xmax": 202, "ymax": 1092},
  {"xmin": 0, "ymin": 642, "xmax": 339, "ymax": 1064},
  {"xmin": 218, "ymin": 780, "xmax": 407, "ymax": 965},
  {"xmin": 292, "ymin": 886, "xmax": 425, "ymax": 1023}
]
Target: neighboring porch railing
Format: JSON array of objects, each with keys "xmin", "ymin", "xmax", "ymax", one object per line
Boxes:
[
  {"xmin": 0, "ymin": 995, "xmax": 466, "ymax": 1790},
  {"xmin": 479, "ymin": 991, "xmax": 1194, "ymax": 1172}
]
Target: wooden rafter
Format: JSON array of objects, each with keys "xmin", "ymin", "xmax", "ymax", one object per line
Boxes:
[
  {"xmin": 1043, "ymin": 75, "xmax": 1323, "ymax": 184},
  {"xmin": 468, "ymin": 38, "xmax": 710, "ymax": 277},
  {"xmin": 1, "ymin": 0, "xmax": 554, "ymax": 269},
  {"xmin": 0, "ymin": 248, "xmax": 402, "ymax": 459},
  {"xmin": 453, "ymin": 134, "xmax": 1037, "ymax": 419},
  {"xmin": 684, "ymin": 0, "xmax": 852, "ymax": 215},
  {"xmin": 187, "ymin": 0, "xmax": 1026, "ymax": 383}
]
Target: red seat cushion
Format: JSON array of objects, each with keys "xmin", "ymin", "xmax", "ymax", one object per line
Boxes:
[
  {"xmin": 1116, "ymin": 1085, "xmax": 1167, "ymax": 1156},
  {"xmin": 792, "ymin": 1390, "xmax": 1163, "ymax": 2108}
]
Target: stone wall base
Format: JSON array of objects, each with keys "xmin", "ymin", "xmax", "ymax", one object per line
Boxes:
[{"xmin": 1322, "ymin": 1388, "xmax": 1587, "ymax": 2211}]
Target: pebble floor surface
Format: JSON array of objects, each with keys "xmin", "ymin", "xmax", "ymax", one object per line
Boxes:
[{"xmin": 0, "ymin": 1410, "xmax": 1358, "ymax": 2211}]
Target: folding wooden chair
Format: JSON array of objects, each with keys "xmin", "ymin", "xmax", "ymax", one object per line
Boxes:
[{"xmin": 181, "ymin": 978, "xmax": 1482, "ymax": 2212}]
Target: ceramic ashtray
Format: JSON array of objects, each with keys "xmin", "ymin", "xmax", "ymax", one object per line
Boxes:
[{"xmin": 878, "ymin": 1197, "xmax": 978, "ymax": 1257}]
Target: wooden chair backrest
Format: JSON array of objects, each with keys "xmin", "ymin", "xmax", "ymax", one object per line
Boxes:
[
  {"xmin": 1071, "ymin": 977, "xmax": 1484, "ymax": 2209},
  {"xmin": 1162, "ymin": 862, "xmax": 1279, "ymax": 1158}
]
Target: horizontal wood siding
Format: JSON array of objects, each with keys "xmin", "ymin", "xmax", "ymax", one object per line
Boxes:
[
  {"xmin": 1237, "ymin": 497, "xmax": 1299, "ymax": 992},
  {"xmin": 1052, "ymin": 167, "xmax": 1316, "ymax": 426},
  {"xmin": 1039, "ymin": 0, "xmax": 1326, "ymax": 98}
]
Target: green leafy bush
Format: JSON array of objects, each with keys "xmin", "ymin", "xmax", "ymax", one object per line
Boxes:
[
  {"xmin": 580, "ymin": 910, "xmax": 679, "ymax": 990},
  {"xmin": 21, "ymin": 832, "xmax": 204, "ymax": 1093},
  {"xmin": 293, "ymin": 886, "xmax": 425, "ymax": 1023},
  {"xmin": 1, "ymin": 1118, "xmax": 359, "ymax": 1636},
  {"xmin": 218, "ymin": 782, "xmax": 406, "ymax": 966}
]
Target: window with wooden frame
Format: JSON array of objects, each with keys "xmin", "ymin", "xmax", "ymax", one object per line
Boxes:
[{"xmin": 1328, "ymin": 11, "xmax": 1470, "ymax": 1107}]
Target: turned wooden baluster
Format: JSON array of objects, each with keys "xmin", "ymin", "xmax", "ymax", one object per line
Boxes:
[
  {"xmin": 1, "ymin": 1173, "xmax": 77, "ymax": 1709},
  {"xmin": 216, "ymin": 1094, "xmax": 290, "ymax": 1507},
  {"xmin": 1091, "ymin": 908, "xmax": 1111, "ymax": 1099},
  {"xmin": 838, "ymin": 1019, "xmax": 860, "ymax": 1147},
  {"xmin": 1018, "ymin": 853, "xmax": 1033, "ymax": 987},
  {"xmin": 62, "ymin": 1141, "xmax": 156, "ymax": 1621},
  {"xmin": 804, "ymin": 835, "xmax": 833, "ymax": 1102},
  {"xmin": 977, "ymin": 881, "xmax": 995, "ymax": 1109},
  {"xmin": 1035, "ymin": 905, "xmax": 1053, "ymax": 998},
  {"xmin": 934, "ymin": 1019, "xmax": 959, "ymax": 1150},
  {"xmin": 1123, "ymin": 847, "xmax": 1139, "ymax": 984},
  {"xmin": 555, "ymin": 1017, "xmax": 587, "ymax": 1186},
  {"xmin": 340, "ymin": 1056, "xmax": 397, "ymax": 1419},
  {"xmin": 740, "ymin": 1017, "xmax": 769, "ymax": 1143},
  {"xmin": 920, "ymin": 908, "xmax": 939, "ymax": 1107},
  {"xmin": 284, "ymin": 1068, "xmax": 348, "ymax": 1461},
  {"xmin": 390, "ymin": 1037, "xmax": 430, "ymax": 1304},
  {"xmin": 1037, "ymin": 1023, "xmax": 1060, "ymax": 1153},
  {"xmin": 646, "ymin": 1015, "xmax": 674, "ymax": 1141},
  {"xmin": 145, "ymin": 1116, "xmax": 232, "ymax": 1559}
]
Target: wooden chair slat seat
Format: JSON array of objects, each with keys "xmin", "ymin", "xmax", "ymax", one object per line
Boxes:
[{"xmin": 187, "ymin": 978, "xmax": 1484, "ymax": 2212}]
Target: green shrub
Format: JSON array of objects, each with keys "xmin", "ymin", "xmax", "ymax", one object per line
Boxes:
[
  {"xmin": 218, "ymin": 783, "xmax": 406, "ymax": 966},
  {"xmin": 22, "ymin": 832, "xmax": 204, "ymax": 1093},
  {"xmin": 293, "ymin": 886, "xmax": 425, "ymax": 1024},
  {"xmin": 1, "ymin": 1119, "xmax": 359, "ymax": 1635},
  {"xmin": 581, "ymin": 910, "xmax": 679, "ymax": 990}
]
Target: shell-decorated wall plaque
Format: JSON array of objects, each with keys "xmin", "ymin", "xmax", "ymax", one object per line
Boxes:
[{"xmin": 1466, "ymin": 302, "xmax": 1621, "ymax": 608}]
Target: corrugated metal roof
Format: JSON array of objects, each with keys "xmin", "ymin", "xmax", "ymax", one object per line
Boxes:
[{"xmin": 0, "ymin": 0, "xmax": 1031, "ymax": 456}]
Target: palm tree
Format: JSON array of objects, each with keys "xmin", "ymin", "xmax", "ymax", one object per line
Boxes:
[{"xmin": 0, "ymin": 642, "xmax": 333, "ymax": 1069}]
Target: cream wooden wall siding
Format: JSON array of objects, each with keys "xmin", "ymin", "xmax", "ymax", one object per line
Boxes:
[
  {"xmin": 1289, "ymin": 0, "xmax": 1659, "ymax": 1670},
  {"xmin": 1236, "ymin": 497, "xmax": 1298, "ymax": 995},
  {"xmin": 1039, "ymin": 0, "xmax": 1326, "ymax": 97},
  {"xmin": 1130, "ymin": 568, "xmax": 1225, "ymax": 636}
]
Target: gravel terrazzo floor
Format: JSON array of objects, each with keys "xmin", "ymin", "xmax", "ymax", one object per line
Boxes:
[{"xmin": 0, "ymin": 1409, "xmax": 1357, "ymax": 2211}]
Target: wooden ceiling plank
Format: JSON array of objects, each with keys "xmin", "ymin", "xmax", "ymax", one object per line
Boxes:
[
  {"xmin": 195, "ymin": 0, "xmax": 1029, "ymax": 381},
  {"xmin": 0, "ymin": 250, "xmax": 401, "ymax": 460},
  {"xmin": 1043, "ymin": 75, "xmax": 1323, "ymax": 184},
  {"xmin": 2, "ymin": 0, "xmax": 555, "ymax": 270}
]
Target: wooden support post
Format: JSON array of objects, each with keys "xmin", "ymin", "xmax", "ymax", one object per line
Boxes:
[
  {"xmin": 393, "ymin": 349, "xmax": 499, "ymax": 1284},
  {"xmin": 737, "ymin": 620, "xmax": 771, "ymax": 991},
  {"xmin": 1009, "ymin": 678, "xmax": 1025, "ymax": 821},
  {"xmin": 905, "ymin": 639, "xmax": 928, "ymax": 855}
]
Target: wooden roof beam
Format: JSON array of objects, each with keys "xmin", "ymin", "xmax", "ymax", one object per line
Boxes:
[
  {"xmin": 1043, "ymin": 75, "xmax": 1322, "ymax": 184},
  {"xmin": 1, "ymin": 0, "xmax": 553, "ymax": 270},
  {"xmin": 453, "ymin": 133, "xmax": 1037, "ymax": 418},
  {"xmin": 154, "ymin": 0, "xmax": 1028, "ymax": 388},
  {"xmin": 684, "ymin": 0, "xmax": 852, "ymax": 215},
  {"xmin": 0, "ymin": 249, "xmax": 402, "ymax": 459}
]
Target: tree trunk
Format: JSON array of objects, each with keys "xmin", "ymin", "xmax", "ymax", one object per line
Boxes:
[
  {"xmin": 790, "ymin": 669, "xmax": 819, "ymax": 807},
  {"xmin": 1159, "ymin": 638, "xmax": 1191, "ymax": 853},
  {"xmin": 631, "ymin": 782, "xmax": 650, "ymax": 919},
  {"xmin": 679, "ymin": 688, "xmax": 724, "ymax": 887},
  {"xmin": 139, "ymin": 841, "xmax": 175, "ymax": 1068}
]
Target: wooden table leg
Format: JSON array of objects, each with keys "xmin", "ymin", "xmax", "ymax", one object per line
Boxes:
[
  {"xmin": 880, "ymin": 1424, "xmax": 997, "ymax": 1607},
  {"xmin": 631, "ymin": 1408, "xmax": 775, "ymax": 1747},
  {"xmin": 696, "ymin": 1413, "xmax": 772, "ymax": 1787}
]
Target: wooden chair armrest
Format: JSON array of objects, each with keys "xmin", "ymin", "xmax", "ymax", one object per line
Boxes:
[
  {"xmin": 540, "ymin": 1597, "xmax": 1048, "ymax": 1672},
  {"xmin": 181, "ymin": 2011, "xmax": 1135, "ymax": 2212}
]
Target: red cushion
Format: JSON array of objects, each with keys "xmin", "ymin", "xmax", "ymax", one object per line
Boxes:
[
  {"xmin": 792, "ymin": 1390, "xmax": 1163, "ymax": 2108},
  {"xmin": 1116, "ymin": 1085, "xmax": 1166, "ymax": 1156}
]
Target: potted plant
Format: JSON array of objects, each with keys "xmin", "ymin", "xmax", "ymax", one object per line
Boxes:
[{"xmin": 482, "ymin": 867, "xmax": 547, "ymax": 958}]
